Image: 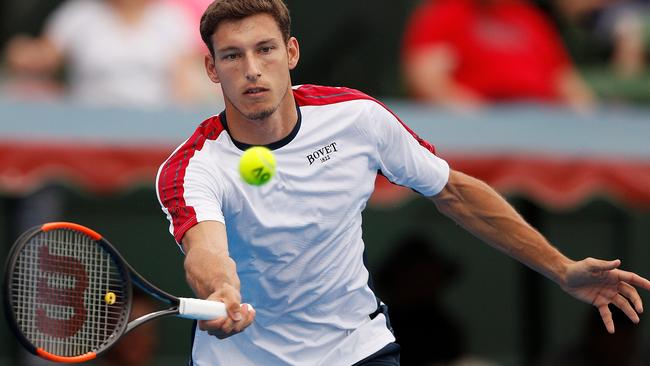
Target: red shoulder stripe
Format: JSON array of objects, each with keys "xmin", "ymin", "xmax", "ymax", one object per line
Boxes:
[
  {"xmin": 157, "ymin": 116, "xmax": 225, "ymax": 242},
  {"xmin": 293, "ymin": 84, "xmax": 374, "ymax": 106},
  {"xmin": 294, "ymin": 84, "xmax": 436, "ymax": 155},
  {"xmin": 372, "ymin": 99, "xmax": 437, "ymax": 156}
]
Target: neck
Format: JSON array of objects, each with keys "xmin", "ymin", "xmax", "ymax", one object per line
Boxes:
[{"xmin": 224, "ymin": 87, "xmax": 298, "ymax": 146}]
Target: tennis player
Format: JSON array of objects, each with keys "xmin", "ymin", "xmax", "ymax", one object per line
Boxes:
[{"xmin": 156, "ymin": 1, "xmax": 650, "ymax": 365}]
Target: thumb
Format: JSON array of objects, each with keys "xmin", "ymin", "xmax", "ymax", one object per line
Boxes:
[
  {"xmin": 227, "ymin": 302, "xmax": 243, "ymax": 321},
  {"xmin": 587, "ymin": 258, "xmax": 621, "ymax": 272}
]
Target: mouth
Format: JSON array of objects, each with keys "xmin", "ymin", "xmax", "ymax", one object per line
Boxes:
[{"xmin": 243, "ymin": 87, "xmax": 269, "ymax": 96}]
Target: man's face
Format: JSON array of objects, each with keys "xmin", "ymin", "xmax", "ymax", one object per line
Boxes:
[{"xmin": 205, "ymin": 13, "xmax": 299, "ymax": 121}]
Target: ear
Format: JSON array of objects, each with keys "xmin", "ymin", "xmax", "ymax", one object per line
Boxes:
[
  {"xmin": 205, "ymin": 54, "xmax": 220, "ymax": 84},
  {"xmin": 286, "ymin": 37, "xmax": 300, "ymax": 71}
]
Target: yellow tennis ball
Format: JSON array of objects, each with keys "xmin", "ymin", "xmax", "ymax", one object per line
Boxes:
[
  {"xmin": 239, "ymin": 146, "xmax": 276, "ymax": 186},
  {"xmin": 104, "ymin": 292, "xmax": 116, "ymax": 305}
]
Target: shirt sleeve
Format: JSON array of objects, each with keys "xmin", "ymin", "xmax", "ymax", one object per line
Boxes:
[
  {"xmin": 156, "ymin": 140, "xmax": 225, "ymax": 245},
  {"xmin": 362, "ymin": 101, "xmax": 450, "ymax": 197}
]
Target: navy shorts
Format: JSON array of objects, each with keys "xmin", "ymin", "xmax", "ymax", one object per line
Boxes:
[{"xmin": 352, "ymin": 342, "xmax": 401, "ymax": 366}]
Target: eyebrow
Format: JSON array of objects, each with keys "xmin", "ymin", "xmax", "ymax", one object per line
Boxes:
[{"xmin": 216, "ymin": 38, "xmax": 279, "ymax": 54}]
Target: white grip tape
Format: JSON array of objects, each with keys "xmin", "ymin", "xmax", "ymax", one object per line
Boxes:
[{"xmin": 178, "ymin": 298, "xmax": 227, "ymax": 320}]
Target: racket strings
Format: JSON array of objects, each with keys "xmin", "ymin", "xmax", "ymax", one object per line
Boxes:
[{"xmin": 10, "ymin": 229, "xmax": 129, "ymax": 357}]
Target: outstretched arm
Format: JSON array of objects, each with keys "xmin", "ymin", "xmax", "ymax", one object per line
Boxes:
[
  {"xmin": 182, "ymin": 221, "xmax": 255, "ymax": 338},
  {"xmin": 403, "ymin": 45, "xmax": 484, "ymax": 107},
  {"xmin": 5, "ymin": 35, "xmax": 63, "ymax": 74},
  {"xmin": 430, "ymin": 170, "xmax": 650, "ymax": 333}
]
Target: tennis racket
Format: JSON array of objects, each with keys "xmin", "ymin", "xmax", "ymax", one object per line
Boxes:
[{"xmin": 3, "ymin": 222, "xmax": 228, "ymax": 363}]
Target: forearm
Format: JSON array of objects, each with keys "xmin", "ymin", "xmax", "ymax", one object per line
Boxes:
[
  {"xmin": 6, "ymin": 36, "xmax": 62, "ymax": 74},
  {"xmin": 181, "ymin": 221, "xmax": 254, "ymax": 334},
  {"xmin": 556, "ymin": 68, "xmax": 595, "ymax": 112},
  {"xmin": 404, "ymin": 47, "xmax": 483, "ymax": 105},
  {"xmin": 184, "ymin": 247, "xmax": 239, "ymax": 299},
  {"xmin": 182, "ymin": 221, "xmax": 240, "ymax": 299},
  {"xmin": 431, "ymin": 170, "xmax": 572, "ymax": 284}
]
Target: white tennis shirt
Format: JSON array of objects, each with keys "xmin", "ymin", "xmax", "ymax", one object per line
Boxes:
[{"xmin": 156, "ymin": 85, "xmax": 450, "ymax": 365}]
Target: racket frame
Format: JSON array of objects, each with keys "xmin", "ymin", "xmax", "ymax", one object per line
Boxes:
[{"xmin": 3, "ymin": 222, "xmax": 183, "ymax": 363}]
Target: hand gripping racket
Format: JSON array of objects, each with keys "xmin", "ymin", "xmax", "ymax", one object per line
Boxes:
[{"xmin": 3, "ymin": 222, "xmax": 228, "ymax": 363}]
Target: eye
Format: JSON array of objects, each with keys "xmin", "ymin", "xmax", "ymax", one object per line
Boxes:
[
  {"xmin": 222, "ymin": 53, "xmax": 240, "ymax": 61},
  {"xmin": 259, "ymin": 46, "xmax": 274, "ymax": 54}
]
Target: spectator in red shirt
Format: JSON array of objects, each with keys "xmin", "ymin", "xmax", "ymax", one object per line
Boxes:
[{"xmin": 402, "ymin": 0, "xmax": 595, "ymax": 111}]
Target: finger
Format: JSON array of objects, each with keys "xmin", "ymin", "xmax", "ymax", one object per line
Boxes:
[
  {"xmin": 230, "ymin": 305, "xmax": 249, "ymax": 333},
  {"xmin": 211, "ymin": 286, "xmax": 243, "ymax": 321},
  {"xmin": 209, "ymin": 329, "xmax": 237, "ymax": 340},
  {"xmin": 203, "ymin": 316, "xmax": 240, "ymax": 339},
  {"xmin": 232, "ymin": 304, "xmax": 255, "ymax": 333},
  {"xmin": 612, "ymin": 294, "xmax": 640, "ymax": 324},
  {"xmin": 587, "ymin": 258, "xmax": 620, "ymax": 273},
  {"xmin": 198, "ymin": 316, "xmax": 226, "ymax": 332},
  {"xmin": 222, "ymin": 292, "xmax": 243, "ymax": 321},
  {"xmin": 618, "ymin": 282, "xmax": 644, "ymax": 313},
  {"xmin": 616, "ymin": 271, "xmax": 650, "ymax": 292},
  {"xmin": 206, "ymin": 308, "xmax": 256, "ymax": 339},
  {"xmin": 225, "ymin": 317, "xmax": 238, "ymax": 333},
  {"xmin": 598, "ymin": 305, "xmax": 615, "ymax": 334},
  {"xmin": 239, "ymin": 303, "xmax": 252, "ymax": 322},
  {"xmin": 208, "ymin": 325, "xmax": 236, "ymax": 339},
  {"xmin": 215, "ymin": 317, "xmax": 236, "ymax": 336},
  {"xmin": 599, "ymin": 305, "xmax": 616, "ymax": 333},
  {"xmin": 244, "ymin": 303, "xmax": 256, "ymax": 322},
  {"xmin": 228, "ymin": 305, "xmax": 243, "ymax": 321}
]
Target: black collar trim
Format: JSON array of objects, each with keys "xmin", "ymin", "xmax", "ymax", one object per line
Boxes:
[{"xmin": 219, "ymin": 103, "xmax": 302, "ymax": 151}]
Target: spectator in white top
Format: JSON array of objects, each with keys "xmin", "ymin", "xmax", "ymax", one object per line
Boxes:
[{"xmin": 4, "ymin": 0, "xmax": 200, "ymax": 107}]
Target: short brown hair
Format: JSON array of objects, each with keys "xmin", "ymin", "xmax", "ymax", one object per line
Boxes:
[{"xmin": 200, "ymin": 0, "xmax": 291, "ymax": 57}]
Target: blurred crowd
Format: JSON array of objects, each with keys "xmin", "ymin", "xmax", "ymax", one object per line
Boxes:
[
  {"xmin": 1, "ymin": 0, "xmax": 221, "ymax": 108},
  {"xmin": 402, "ymin": 0, "xmax": 649, "ymax": 111},
  {"xmin": 0, "ymin": 0, "xmax": 647, "ymax": 110},
  {"xmin": 0, "ymin": 1, "xmax": 648, "ymax": 365}
]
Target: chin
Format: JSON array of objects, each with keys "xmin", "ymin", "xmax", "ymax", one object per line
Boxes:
[{"xmin": 245, "ymin": 107, "xmax": 276, "ymax": 121}]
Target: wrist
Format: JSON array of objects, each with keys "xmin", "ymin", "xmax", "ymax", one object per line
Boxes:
[
  {"xmin": 209, "ymin": 278, "xmax": 239, "ymax": 295},
  {"xmin": 549, "ymin": 256, "xmax": 574, "ymax": 287}
]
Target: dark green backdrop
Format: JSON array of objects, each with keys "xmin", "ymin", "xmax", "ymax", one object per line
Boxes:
[{"xmin": 1, "ymin": 187, "xmax": 648, "ymax": 365}]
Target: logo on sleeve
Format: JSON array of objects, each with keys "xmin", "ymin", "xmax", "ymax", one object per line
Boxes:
[{"xmin": 306, "ymin": 142, "xmax": 338, "ymax": 165}]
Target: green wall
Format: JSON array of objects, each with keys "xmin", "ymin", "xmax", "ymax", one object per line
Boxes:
[
  {"xmin": 363, "ymin": 197, "xmax": 650, "ymax": 365},
  {"xmin": 1, "ymin": 188, "xmax": 648, "ymax": 365}
]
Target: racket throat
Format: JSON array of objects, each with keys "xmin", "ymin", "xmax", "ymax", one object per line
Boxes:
[{"xmin": 125, "ymin": 308, "xmax": 180, "ymax": 335}]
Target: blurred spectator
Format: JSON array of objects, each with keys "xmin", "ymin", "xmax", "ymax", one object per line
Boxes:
[
  {"xmin": 402, "ymin": 0, "xmax": 595, "ymax": 111},
  {"xmin": 164, "ymin": 0, "xmax": 226, "ymax": 105},
  {"xmin": 550, "ymin": 0, "xmax": 650, "ymax": 103},
  {"xmin": 3, "ymin": 0, "xmax": 202, "ymax": 107},
  {"xmin": 374, "ymin": 234, "xmax": 498, "ymax": 366},
  {"xmin": 165, "ymin": 0, "xmax": 213, "ymax": 52},
  {"xmin": 603, "ymin": 1, "xmax": 648, "ymax": 78}
]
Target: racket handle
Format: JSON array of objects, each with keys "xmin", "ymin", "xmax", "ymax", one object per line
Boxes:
[{"xmin": 178, "ymin": 298, "xmax": 227, "ymax": 320}]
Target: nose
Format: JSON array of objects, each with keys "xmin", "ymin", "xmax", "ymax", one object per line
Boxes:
[{"xmin": 244, "ymin": 55, "xmax": 262, "ymax": 81}]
